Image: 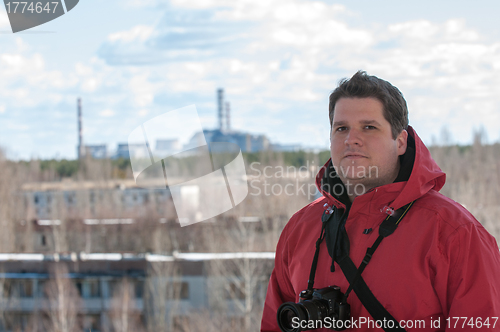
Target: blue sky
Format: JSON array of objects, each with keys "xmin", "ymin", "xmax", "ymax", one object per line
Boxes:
[{"xmin": 0, "ymin": 0, "xmax": 499, "ymax": 160}]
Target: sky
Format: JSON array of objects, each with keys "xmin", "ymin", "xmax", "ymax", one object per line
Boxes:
[{"xmin": 0, "ymin": 0, "xmax": 500, "ymax": 160}]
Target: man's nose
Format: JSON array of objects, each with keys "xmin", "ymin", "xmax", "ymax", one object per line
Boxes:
[{"xmin": 345, "ymin": 129, "xmax": 363, "ymax": 146}]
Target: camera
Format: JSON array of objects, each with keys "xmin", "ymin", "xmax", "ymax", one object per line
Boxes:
[{"xmin": 276, "ymin": 286, "xmax": 350, "ymax": 332}]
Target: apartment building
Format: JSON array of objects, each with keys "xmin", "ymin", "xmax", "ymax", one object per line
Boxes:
[{"xmin": 0, "ymin": 252, "xmax": 274, "ymax": 332}]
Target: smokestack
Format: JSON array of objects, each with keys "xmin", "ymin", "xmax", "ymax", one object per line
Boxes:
[
  {"xmin": 225, "ymin": 102, "xmax": 230, "ymax": 131},
  {"xmin": 77, "ymin": 98, "xmax": 84, "ymax": 159},
  {"xmin": 217, "ymin": 88, "xmax": 224, "ymax": 131}
]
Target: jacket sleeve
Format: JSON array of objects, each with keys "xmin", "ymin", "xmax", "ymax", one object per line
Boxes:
[
  {"xmin": 436, "ymin": 219, "xmax": 500, "ymax": 331},
  {"xmin": 260, "ymin": 221, "xmax": 298, "ymax": 332}
]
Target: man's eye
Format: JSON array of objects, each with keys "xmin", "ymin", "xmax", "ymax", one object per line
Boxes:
[
  {"xmin": 336, "ymin": 126, "xmax": 347, "ymax": 132},
  {"xmin": 365, "ymin": 125, "xmax": 376, "ymax": 130}
]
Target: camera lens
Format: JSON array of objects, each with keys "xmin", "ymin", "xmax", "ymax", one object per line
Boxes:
[
  {"xmin": 279, "ymin": 308, "xmax": 298, "ymax": 330},
  {"xmin": 277, "ymin": 302, "xmax": 307, "ymax": 332},
  {"xmin": 276, "ymin": 287, "xmax": 348, "ymax": 332},
  {"xmin": 304, "ymin": 299, "xmax": 328, "ymax": 321}
]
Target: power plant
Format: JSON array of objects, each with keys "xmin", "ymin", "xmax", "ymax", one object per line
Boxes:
[
  {"xmin": 194, "ymin": 88, "xmax": 270, "ymax": 153},
  {"xmin": 77, "ymin": 89, "xmax": 298, "ymax": 160}
]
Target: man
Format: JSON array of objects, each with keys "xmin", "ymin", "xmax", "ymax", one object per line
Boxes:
[{"xmin": 261, "ymin": 71, "xmax": 500, "ymax": 331}]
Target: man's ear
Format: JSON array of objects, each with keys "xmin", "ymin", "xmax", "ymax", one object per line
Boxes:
[{"xmin": 396, "ymin": 129, "xmax": 408, "ymax": 156}]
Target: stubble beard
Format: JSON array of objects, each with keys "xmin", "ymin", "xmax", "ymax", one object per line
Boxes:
[{"xmin": 337, "ymin": 161, "xmax": 400, "ymax": 199}]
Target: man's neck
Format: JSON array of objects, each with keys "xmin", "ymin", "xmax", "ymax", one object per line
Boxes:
[{"xmin": 343, "ymin": 171, "xmax": 400, "ymax": 203}]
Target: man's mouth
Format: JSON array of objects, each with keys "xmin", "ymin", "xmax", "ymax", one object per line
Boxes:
[{"xmin": 344, "ymin": 153, "xmax": 367, "ymax": 159}]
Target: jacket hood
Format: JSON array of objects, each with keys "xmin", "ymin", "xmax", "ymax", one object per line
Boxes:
[{"xmin": 315, "ymin": 125, "xmax": 446, "ymax": 211}]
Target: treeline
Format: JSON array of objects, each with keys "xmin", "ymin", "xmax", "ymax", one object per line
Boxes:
[
  {"xmin": 14, "ymin": 157, "xmax": 132, "ymax": 180},
  {"xmin": 428, "ymin": 142, "xmax": 500, "ymax": 240},
  {"xmin": 14, "ymin": 151, "xmax": 327, "ymax": 180},
  {"xmin": 11, "ymin": 144, "xmax": 496, "ymax": 181}
]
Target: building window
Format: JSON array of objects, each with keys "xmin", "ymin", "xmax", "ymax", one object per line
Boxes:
[
  {"xmin": 76, "ymin": 280, "xmax": 82, "ymax": 296},
  {"xmin": 17, "ymin": 279, "xmax": 33, "ymax": 298},
  {"xmin": 39, "ymin": 234, "xmax": 46, "ymax": 246},
  {"xmin": 88, "ymin": 279, "xmax": 100, "ymax": 298},
  {"xmin": 109, "ymin": 279, "xmax": 141, "ymax": 299},
  {"xmin": 167, "ymin": 282, "xmax": 189, "ymax": 300},
  {"xmin": 5, "ymin": 313, "xmax": 31, "ymax": 331},
  {"xmin": 37, "ymin": 280, "xmax": 46, "ymax": 298},
  {"xmin": 2, "ymin": 280, "xmax": 12, "ymax": 297},
  {"xmin": 80, "ymin": 314, "xmax": 100, "ymax": 331},
  {"xmin": 76, "ymin": 279, "xmax": 101, "ymax": 298},
  {"xmin": 225, "ymin": 281, "xmax": 245, "ymax": 300},
  {"xmin": 135, "ymin": 280, "xmax": 144, "ymax": 299},
  {"xmin": 173, "ymin": 316, "xmax": 189, "ymax": 331}
]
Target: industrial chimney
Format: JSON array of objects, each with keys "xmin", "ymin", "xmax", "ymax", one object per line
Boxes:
[
  {"xmin": 225, "ymin": 101, "xmax": 230, "ymax": 131},
  {"xmin": 77, "ymin": 98, "xmax": 84, "ymax": 160},
  {"xmin": 217, "ymin": 88, "xmax": 224, "ymax": 132}
]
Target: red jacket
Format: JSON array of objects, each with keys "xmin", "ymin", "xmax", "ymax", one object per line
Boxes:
[{"xmin": 261, "ymin": 127, "xmax": 500, "ymax": 331}]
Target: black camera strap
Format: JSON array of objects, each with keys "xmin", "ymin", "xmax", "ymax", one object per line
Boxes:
[
  {"xmin": 341, "ymin": 201, "xmax": 414, "ymax": 302},
  {"xmin": 324, "ymin": 201, "xmax": 414, "ymax": 332},
  {"xmin": 305, "ymin": 210, "xmax": 329, "ymax": 293}
]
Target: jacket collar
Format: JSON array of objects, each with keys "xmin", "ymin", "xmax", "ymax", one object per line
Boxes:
[{"xmin": 316, "ymin": 126, "xmax": 446, "ymax": 215}]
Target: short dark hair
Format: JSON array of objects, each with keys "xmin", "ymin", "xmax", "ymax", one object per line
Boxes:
[{"xmin": 329, "ymin": 71, "xmax": 409, "ymax": 139}]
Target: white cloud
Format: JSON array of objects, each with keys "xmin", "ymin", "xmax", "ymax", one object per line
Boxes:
[
  {"xmin": 1, "ymin": 53, "xmax": 25, "ymax": 66},
  {"xmin": 75, "ymin": 62, "xmax": 93, "ymax": 76},
  {"xmin": 171, "ymin": 0, "xmax": 241, "ymax": 10},
  {"xmin": 0, "ymin": 47, "xmax": 77, "ymax": 109},
  {"xmin": 81, "ymin": 78, "xmax": 97, "ymax": 92},
  {"xmin": 108, "ymin": 25, "xmax": 155, "ymax": 43},
  {"xmin": 0, "ymin": 10, "xmax": 10, "ymax": 29},
  {"xmin": 99, "ymin": 109, "xmax": 115, "ymax": 117},
  {"xmin": 388, "ymin": 19, "xmax": 480, "ymax": 43},
  {"xmin": 124, "ymin": 0, "xmax": 167, "ymax": 9},
  {"xmin": 127, "ymin": 72, "xmax": 156, "ymax": 107}
]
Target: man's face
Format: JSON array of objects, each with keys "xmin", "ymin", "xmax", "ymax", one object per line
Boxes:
[{"xmin": 330, "ymin": 97, "xmax": 407, "ymax": 192}]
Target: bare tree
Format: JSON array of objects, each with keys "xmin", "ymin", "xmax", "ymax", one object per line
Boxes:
[
  {"xmin": 44, "ymin": 263, "xmax": 81, "ymax": 332},
  {"xmin": 429, "ymin": 134, "xmax": 500, "ymax": 243},
  {"xmin": 26, "ymin": 309, "xmax": 43, "ymax": 332},
  {"xmin": 109, "ymin": 278, "xmax": 143, "ymax": 332},
  {"xmin": 200, "ymin": 220, "xmax": 273, "ymax": 332},
  {"xmin": 175, "ymin": 310, "xmax": 243, "ymax": 332},
  {"xmin": 0, "ymin": 149, "xmax": 19, "ymax": 252},
  {"xmin": 144, "ymin": 261, "xmax": 181, "ymax": 332},
  {"xmin": 0, "ymin": 271, "xmax": 18, "ymax": 331}
]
